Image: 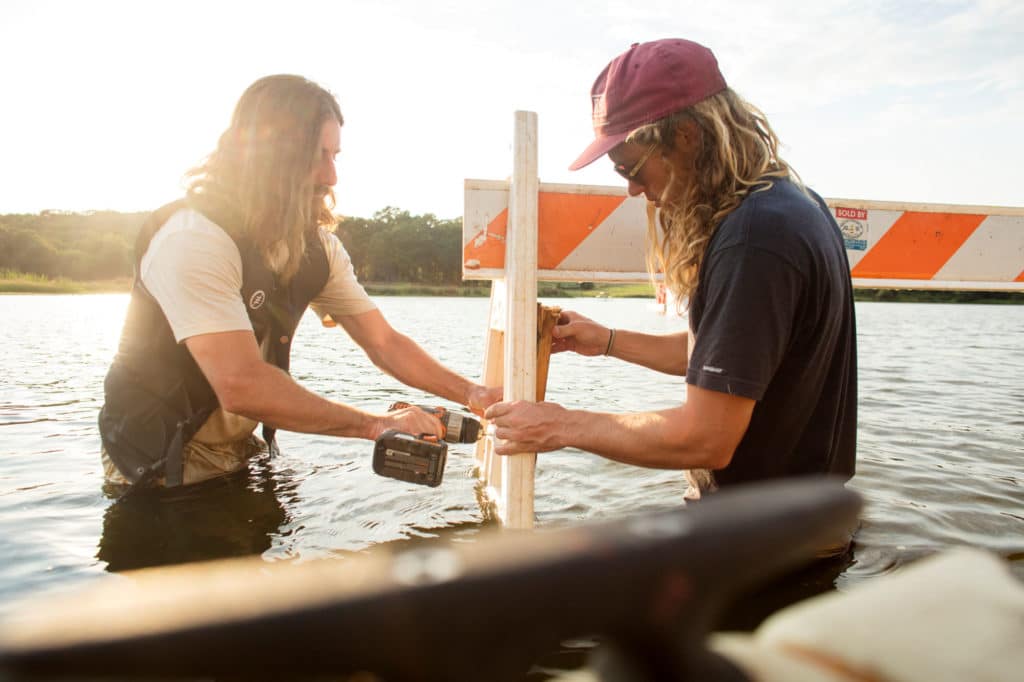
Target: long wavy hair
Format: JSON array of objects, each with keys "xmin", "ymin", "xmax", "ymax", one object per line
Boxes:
[
  {"xmin": 185, "ymin": 75, "xmax": 342, "ymax": 282},
  {"xmin": 626, "ymin": 88, "xmax": 802, "ymax": 308}
]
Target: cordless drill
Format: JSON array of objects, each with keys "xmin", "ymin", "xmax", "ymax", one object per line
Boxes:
[{"xmin": 372, "ymin": 402, "xmax": 483, "ymax": 487}]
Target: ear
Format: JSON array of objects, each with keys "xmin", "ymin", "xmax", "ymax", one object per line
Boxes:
[{"xmin": 673, "ymin": 119, "xmax": 699, "ymax": 146}]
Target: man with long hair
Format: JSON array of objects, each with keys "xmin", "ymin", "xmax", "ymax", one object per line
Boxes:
[
  {"xmin": 100, "ymin": 74, "xmax": 499, "ymax": 488},
  {"xmin": 486, "ymin": 39, "xmax": 857, "ymax": 502}
]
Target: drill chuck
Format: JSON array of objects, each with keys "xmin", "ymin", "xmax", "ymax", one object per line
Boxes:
[
  {"xmin": 440, "ymin": 410, "xmax": 481, "ymax": 444},
  {"xmin": 387, "ymin": 402, "xmax": 482, "ymax": 444}
]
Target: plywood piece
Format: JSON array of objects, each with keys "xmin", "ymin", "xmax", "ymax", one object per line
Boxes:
[{"xmin": 536, "ymin": 305, "xmax": 561, "ymax": 402}]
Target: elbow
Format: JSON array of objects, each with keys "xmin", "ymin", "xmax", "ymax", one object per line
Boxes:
[
  {"xmin": 705, "ymin": 450, "xmax": 734, "ymax": 471},
  {"xmin": 662, "ymin": 430, "xmax": 735, "ymax": 471},
  {"xmin": 667, "ymin": 436, "xmax": 733, "ymax": 471},
  {"xmin": 212, "ymin": 369, "xmax": 260, "ymax": 417},
  {"xmin": 701, "ymin": 443, "xmax": 736, "ymax": 471},
  {"xmin": 364, "ymin": 347, "xmax": 389, "ymax": 372},
  {"xmin": 363, "ymin": 333, "xmax": 405, "ymax": 375},
  {"xmin": 362, "ymin": 348, "xmax": 393, "ymax": 379},
  {"xmin": 677, "ymin": 419, "xmax": 741, "ymax": 471}
]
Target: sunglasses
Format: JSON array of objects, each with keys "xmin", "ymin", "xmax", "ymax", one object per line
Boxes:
[{"xmin": 612, "ymin": 144, "xmax": 658, "ymax": 182}]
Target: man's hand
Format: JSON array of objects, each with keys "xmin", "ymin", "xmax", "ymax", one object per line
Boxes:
[
  {"xmin": 553, "ymin": 312, "xmax": 690, "ymax": 376},
  {"xmin": 484, "ymin": 400, "xmax": 571, "ymax": 455},
  {"xmin": 466, "ymin": 384, "xmax": 503, "ymax": 417},
  {"xmin": 551, "ymin": 310, "xmax": 612, "ymax": 356},
  {"xmin": 373, "ymin": 405, "xmax": 445, "ymax": 441}
]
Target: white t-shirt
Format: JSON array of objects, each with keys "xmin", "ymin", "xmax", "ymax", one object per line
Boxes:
[
  {"xmin": 103, "ymin": 208, "xmax": 377, "ymax": 485},
  {"xmin": 140, "ymin": 208, "xmax": 376, "ymax": 342}
]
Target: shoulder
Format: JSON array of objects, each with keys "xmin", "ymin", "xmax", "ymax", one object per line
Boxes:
[
  {"xmin": 315, "ymin": 228, "xmax": 354, "ymax": 270},
  {"xmin": 163, "ymin": 207, "xmax": 238, "ymax": 241},
  {"xmin": 141, "ymin": 208, "xmax": 242, "ymax": 282},
  {"xmin": 308, "ymin": 228, "xmax": 377, "ymax": 317},
  {"xmin": 315, "ymin": 226, "xmax": 341, "ymax": 251},
  {"xmin": 710, "ymin": 180, "xmax": 837, "ymax": 261},
  {"xmin": 149, "ymin": 208, "xmax": 239, "ymax": 255},
  {"xmin": 138, "ymin": 210, "xmax": 252, "ymax": 341}
]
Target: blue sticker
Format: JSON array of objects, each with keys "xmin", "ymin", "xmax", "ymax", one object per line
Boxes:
[{"xmin": 840, "ymin": 220, "xmax": 868, "ymax": 251}]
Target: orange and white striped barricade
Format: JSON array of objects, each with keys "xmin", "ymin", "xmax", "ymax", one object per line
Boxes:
[
  {"xmin": 828, "ymin": 200, "xmax": 1024, "ymax": 291},
  {"xmin": 465, "ymin": 189, "xmax": 1024, "ymax": 291},
  {"xmin": 464, "ymin": 181, "xmax": 652, "ymax": 283}
]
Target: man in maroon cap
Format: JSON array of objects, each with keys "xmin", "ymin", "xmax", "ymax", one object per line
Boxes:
[{"xmin": 486, "ymin": 39, "xmax": 857, "ymax": 508}]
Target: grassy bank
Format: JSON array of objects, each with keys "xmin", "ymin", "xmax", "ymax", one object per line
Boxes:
[
  {"xmin": 0, "ymin": 270, "xmax": 131, "ymax": 294},
  {"xmin": 852, "ymin": 288, "xmax": 1023, "ymax": 304},
  {"xmin": 0, "ymin": 272, "xmax": 654, "ymax": 298},
  {"xmin": 362, "ymin": 282, "xmax": 492, "ymax": 297}
]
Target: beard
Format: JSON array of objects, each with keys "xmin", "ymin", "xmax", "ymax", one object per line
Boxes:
[{"xmin": 311, "ymin": 186, "xmax": 335, "ymax": 225}]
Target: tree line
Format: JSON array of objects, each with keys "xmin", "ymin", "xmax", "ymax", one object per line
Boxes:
[
  {"xmin": 336, "ymin": 207, "xmax": 463, "ymax": 284},
  {"xmin": 0, "ymin": 210, "xmax": 141, "ymax": 281},
  {"xmin": 0, "ymin": 207, "xmax": 466, "ymax": 284}
]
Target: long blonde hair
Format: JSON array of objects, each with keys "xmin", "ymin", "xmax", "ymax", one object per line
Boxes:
[
  {"xmin": 185, "ymin": 75, "xmax": 342, "ymax": 282},
  {"xmin": 627, "ymin": 88, "xmax": 801, "ymax": 307}
]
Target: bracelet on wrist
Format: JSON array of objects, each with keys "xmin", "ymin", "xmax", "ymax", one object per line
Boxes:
[{"xmin": 603, "ymin": 328, "xmax": 616, "ymax": 356}]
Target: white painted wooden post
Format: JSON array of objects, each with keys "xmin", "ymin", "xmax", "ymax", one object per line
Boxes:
[{"xmin": 500, "ymin": 111, "xmax": 539, "ymax": 529}]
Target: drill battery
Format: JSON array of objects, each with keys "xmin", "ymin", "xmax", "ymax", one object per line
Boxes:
[{"xmin": 372, "ymin": 430, "xmax": 448, "ymax": 487}]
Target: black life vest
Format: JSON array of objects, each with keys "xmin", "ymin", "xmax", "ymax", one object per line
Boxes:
[{"xmin": 99, "ymin": 196, "xmax": 331, "ymax": 486}]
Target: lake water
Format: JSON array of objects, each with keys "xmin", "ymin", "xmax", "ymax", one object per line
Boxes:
[{"xmin": 1, "ymin": 294, "xmax": 1022, "ymax": 668}]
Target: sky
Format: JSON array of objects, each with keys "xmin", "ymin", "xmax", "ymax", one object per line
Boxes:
[{"xmin": 1, "ymin": 0, "xmax": 1022, "ymax": 219}]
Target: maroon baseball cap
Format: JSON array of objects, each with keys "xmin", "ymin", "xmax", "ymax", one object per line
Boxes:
[{"xmin": 569, "ymin": 39, "xmax": 727, "ymax": 171}]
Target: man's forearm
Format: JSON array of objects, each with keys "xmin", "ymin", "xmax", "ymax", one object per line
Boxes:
[
  {"xmin": 366, "ymin": 332, "xmax": 474, "ymax": 406},
  {"xmin": 220, "ymin": 361, "xmax": 380, "ymax": 439},
  {"xmin": 561, "ymin": 407, "xmax": 724, "ymax": 469},
  {"xmin": 487, "ymin": 383, "xmax": 753, "ymax": 471},
  {"xmin": 607, "ymin": 330, "xmax": 689, "ymax": 376}
]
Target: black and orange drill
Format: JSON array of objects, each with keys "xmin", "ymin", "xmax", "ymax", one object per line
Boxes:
[{"xmin": 372, "ymin": 402, "xmax": 482, "ymax": 487}]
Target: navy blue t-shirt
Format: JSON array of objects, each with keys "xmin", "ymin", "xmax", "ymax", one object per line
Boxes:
[{"xmin": 686, "ymin": 178, "xmax": 857, "ymax": 487}]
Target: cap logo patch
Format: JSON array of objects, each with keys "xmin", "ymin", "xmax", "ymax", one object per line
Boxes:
[
  {"xmin": 591, "ymin": 93, "xmax": 608, "ymax": 127},
  {"xmin": 249, "ymin": 290, "xmax": 266, "ymax": 310}
]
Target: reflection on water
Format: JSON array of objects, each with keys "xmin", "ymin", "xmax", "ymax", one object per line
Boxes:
[
  {"xmin": 98, "ymin": 455, "xmax": 289, "ymax": 572},
  {"xmin": 526, "ymin": 544, "xmax": 858, "ymax": 678},
  {"xmin": 1, "ymin": 295, "xmax": 1022, "ymax": 654},
  {"xmin": 718, "ymin": 546, "xmax": 856, "ymax": 631}
]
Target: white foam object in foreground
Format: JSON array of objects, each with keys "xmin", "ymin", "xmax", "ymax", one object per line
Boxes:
[{"xmin": 711, "ymin": 547, "xmax": 1024, "ymax": 682}]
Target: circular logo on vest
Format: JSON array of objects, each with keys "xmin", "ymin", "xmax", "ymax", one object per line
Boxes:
[{"xmin": 249, "ymin": 290, "xmax": 266, "ymax": 310}]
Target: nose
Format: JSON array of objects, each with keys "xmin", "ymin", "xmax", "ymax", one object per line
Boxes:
[{"xmin": 316, "ymin": 158, "xmax": 338, "ymax": 188}]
